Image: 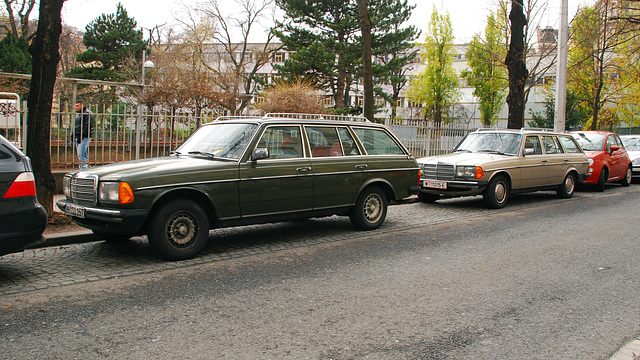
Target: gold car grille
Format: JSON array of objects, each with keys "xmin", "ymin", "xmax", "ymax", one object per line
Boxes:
[{"xmin": 422, "ymin": 163, "xmax": 455, "ymax": 180}]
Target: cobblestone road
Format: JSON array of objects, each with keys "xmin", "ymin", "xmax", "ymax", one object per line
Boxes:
[{"xmin": 0, "ymin": 191, "xmax": 609, "ymax": 296}]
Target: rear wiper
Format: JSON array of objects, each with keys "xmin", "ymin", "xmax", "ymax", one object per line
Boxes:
[{"xmin": 188, "ymin": 151, "xmax": 215, "ymax": 159}]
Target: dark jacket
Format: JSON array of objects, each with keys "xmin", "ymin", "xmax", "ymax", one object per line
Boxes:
[{"xmin": 74, "ymin": 108, "xmax": 95, "ymax": 142}]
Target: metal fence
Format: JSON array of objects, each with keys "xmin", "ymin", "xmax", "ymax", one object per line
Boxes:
[
  {"xmin": 6, "ymin": 101, "xmax": 472, "ymax": 168},
  {"xmin": 386, "ymin": 119, "xmax": 471, "ymax": 158}
]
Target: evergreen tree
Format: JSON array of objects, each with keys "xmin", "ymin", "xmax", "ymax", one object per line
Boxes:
[
  {"xmin": 67, "ymin": 3, "xmax": 146, "ymax": 82},
  {"xmin": 274, "ymin": 0, "xmax": 361, "ymax": 110},
  {"xmin": 274, "ymin": 0, "xmax": 418, "ymax": 114},
  {"xmin": 369, "ymin": 0, "xmax": 419, "ymax": 120},
  {"xmin": 528, "ymin": 90, "xmax": 588, "ymax": 130}
]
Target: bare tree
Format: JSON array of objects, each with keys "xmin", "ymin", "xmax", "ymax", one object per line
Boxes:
[
  {"xmin": 27, "ymin": 0, "xmax": 64, "ymax": 217},
  {"xmin": 2, "ymin": 0, "xmax": 36, "ymax": 40},
  {"xmin": 190, "ymin": 0, "xmax": 282, "ymax": 114}
]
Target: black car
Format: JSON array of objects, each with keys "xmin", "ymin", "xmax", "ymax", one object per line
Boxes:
[{"xmin": 0, "ymin": 135, "xmax": 47, "ymax": 256}]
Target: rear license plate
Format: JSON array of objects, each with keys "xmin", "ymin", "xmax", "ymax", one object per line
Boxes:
[
  {"xmin": 64, "ymin": 203, "xmax": 86, "ymax": 219},
  {"xmin": 424, "ymin": 180, "xmax": 447, "ymax": 189}
]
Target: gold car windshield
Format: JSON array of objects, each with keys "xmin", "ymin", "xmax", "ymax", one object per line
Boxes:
[{"xmin": 454, "ymin": 133, "xmax": 522, "ymax": 156}]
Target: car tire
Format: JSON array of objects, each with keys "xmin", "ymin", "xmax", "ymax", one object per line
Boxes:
[
  {"xmin": 620, "ymin": 166, "xmax": 632, "ymax": 187},
  {"xmin": 148, "ymin": 199, "xmax": 210, "ymax": 261},
  {"xmin": 417, "ymin": 191, "xmax": 439, "ymax": 203},
  {"xmin": 349, "ymin": 186, "xmax": 387, "ymax": 230},
  {"xmin": 556, "ymin": 172, "xmax": 577, "ymax": 198},
  {"xmin": 596, "ymin": 168, "xmax": 607, "ymax": 192},
  {"xmin": 483, "ymin": 175, "xmax": 509, "ymax": 209},
  {"xmin": 92, "ymin": 230, "xmax": 132, "ymax": 243}
]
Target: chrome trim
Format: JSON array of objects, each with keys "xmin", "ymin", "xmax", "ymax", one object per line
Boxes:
[{"xmin": 137, "ymin": 178, "xmax": 238, "ymax": 191}]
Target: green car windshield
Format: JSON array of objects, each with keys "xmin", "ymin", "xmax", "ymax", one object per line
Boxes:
[
  {"xmin": 176, "ymin": 123, "xmax": 259, "ymax": 160},
  {"xmin": 454, "ymin": 132, "xmax": 522, "ymax": 155}
]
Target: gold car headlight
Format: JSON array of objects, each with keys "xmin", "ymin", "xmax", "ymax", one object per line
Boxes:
[{"xmin": 456, "ymin": 166, "xmax": 484, "ymax": 179}]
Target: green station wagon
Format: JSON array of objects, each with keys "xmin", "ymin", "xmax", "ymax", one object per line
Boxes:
[{"xmin": 58, "ymin": 114, "xmax": 420, "ymax": 260}]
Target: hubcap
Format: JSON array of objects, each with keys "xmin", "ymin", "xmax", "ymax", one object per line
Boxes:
[
  {"xmin": 565, "ymin": 176, "xmax": 575, "ymax": 193},
  {"xmin": 495, "ymin": 182, "xmax": 507, "ymax": 203},
  {"xmin": 166, "ymin": 214, "xmax": 197, "ymax": 246},
  {"xmin": 363, "ymin": 194, "xmax": 382, "ymax": 223}
]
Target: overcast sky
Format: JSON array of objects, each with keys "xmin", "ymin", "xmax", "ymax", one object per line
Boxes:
[{"xmin": 59, "ymin": 0, "xmax": 594, "ymax": 44}]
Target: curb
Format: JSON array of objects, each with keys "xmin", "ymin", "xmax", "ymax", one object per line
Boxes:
[{"xmin": 31, "ymin": 230, "xmax": 99, "ymax": 249}]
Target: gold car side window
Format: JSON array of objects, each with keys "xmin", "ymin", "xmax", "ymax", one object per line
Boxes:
[{"xmin": 524, "ymin": 136, "xmax": 543, "ymax": 155}]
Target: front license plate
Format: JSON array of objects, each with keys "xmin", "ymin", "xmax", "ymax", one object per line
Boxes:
[
  {"xmin": 424, "ymin": 180, "xmax": 447, "ymax": 189},
  {"xmin": 64, "ymin": 203, "xmax": 86, "ymax": 219}
]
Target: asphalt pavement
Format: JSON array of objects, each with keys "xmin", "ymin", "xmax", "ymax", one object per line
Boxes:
[{"xmin": 5, "ymin": 189, "xmax": 640, "ymax": 359}]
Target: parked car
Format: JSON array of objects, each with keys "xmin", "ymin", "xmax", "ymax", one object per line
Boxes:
[
  {"xmin": 57, "ymin": 114, "xmax": 421, "ymax": 260},
  {"xmin": 0, "ymin": 135, "xmax": 47, "ymax": 256},
  {"xmin": 570, "ymin": 131, "xmax": 632, "ymax": 191},
  {"xmin": 416, "ymin": 128, "xmax": 589, "ymax": 209},
  {"xmin": 620, "ymin": 135, "xmax": 640, "ymax": 179}
]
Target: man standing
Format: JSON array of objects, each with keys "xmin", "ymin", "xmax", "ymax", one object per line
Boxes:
[{"xmin": 74, "ymin": 100, "xmax": 95, "ymax": 169}]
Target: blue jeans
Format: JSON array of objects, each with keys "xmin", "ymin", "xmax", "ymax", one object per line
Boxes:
[{"xmin": 76, "ymin": 137, "xmax": 91, "ymax": 169}]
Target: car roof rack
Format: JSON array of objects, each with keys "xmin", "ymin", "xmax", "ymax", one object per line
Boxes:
[
  {"xmin": 520, "ymin": 127, "xmax": 554, "ymax": 132},
  {"xmin": 264, "ymin": 112, "xmax": 370, "ymax": 122}
]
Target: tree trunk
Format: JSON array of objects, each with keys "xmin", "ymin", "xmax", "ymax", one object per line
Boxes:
[
  {"xmin": 505, "ymin": 0, "xmax": 528, "ymax": 129},
  {"xmin": 26, "ymin": 0, "xmax": 64, "ymax": 217},
  {"xmin": 357, "ymin": 0, "xmax": 374, "ymax": 121}
]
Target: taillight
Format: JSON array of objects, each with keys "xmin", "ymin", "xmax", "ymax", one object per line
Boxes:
[{"xmin": 3, "ymin": 172, "xmax": 37, "ymax": 198}]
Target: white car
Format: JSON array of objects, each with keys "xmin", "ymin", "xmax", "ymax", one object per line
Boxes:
[{"xmin": 620, "ymin": 135, "xmax": 640, "ymax": 178}]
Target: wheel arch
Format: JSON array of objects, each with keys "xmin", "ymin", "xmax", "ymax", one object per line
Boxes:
[
  {"xmin": 360, "ymin": 179, "xmax": 396, "ymax": 202},
  {"xmin": 144, "ymin": 188, "xmax": 218, "ymax": 232},
  {"xmin": 488, "ymin": 170, "xmax": 512, "ymax": 188}
]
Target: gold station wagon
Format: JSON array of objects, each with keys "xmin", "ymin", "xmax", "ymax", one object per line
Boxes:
[
  {"xmin": 58, "ymin": 114, "xmax": 420, "ymax": 260},
  {"xmin": 417, "ymin": 128, "xmax": 589, "ymax": 208}
]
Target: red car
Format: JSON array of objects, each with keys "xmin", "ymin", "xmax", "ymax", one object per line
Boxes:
[{"xmin": 570, "ymin": 131, "xmax": 632, "ymax": 191}]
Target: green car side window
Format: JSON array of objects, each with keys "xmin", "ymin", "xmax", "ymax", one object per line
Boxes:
[
  {"xmin": 257, "ymin": 126, "xmax": 303, "ymax": 159},
  {"xmin": 353, "ymin": 128, "xmax": 404, "ymax": 155}
]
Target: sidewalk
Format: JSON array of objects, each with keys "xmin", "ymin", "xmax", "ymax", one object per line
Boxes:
[{"xmin": 37, "ymin": 195, "xmax": 98, "ymax": 248}]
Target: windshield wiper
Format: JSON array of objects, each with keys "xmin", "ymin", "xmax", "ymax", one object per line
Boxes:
[
  {"xmin": 188, "ymin": 151, "xmax": 216, "ymax": 159},
  {"xmin": 478, "ymin": 149, "xmax": 509, "ymax": 155},
  {"xmin": 454, "ymin": 149, "xmax": 472, "ymax": 153},
  {"xmin": 170, "ymin": 150, "xmax": 181, "ymax": 156}
]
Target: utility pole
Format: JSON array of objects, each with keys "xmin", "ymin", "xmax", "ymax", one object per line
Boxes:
[{"xmin": 554, "ymin": 0, "xmax": 568, "ymax": 131}]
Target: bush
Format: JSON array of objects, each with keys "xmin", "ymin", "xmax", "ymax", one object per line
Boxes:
[{"xmin": 256, "ymin": 79, "xmax": 326, "ymax": 115}]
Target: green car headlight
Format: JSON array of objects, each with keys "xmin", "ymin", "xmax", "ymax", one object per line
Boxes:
[
  {"xmin": 62, "ymin": 176, "xmax": 72, "ymax": 197},
  {"xmin": 98, "ymin": 182, "xmax": 120, "ymax": 203}
]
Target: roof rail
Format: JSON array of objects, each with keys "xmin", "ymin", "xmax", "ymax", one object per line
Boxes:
[
  {"xmin": 474, "ymin": 127, "xmax": 508, "ymax": 131},
  {"xmin": 264, "ymin": 112, "xmax": 370, "ymax": 122},
  {"xmin": 205, "ymin": 115, "xmax": 262, "ymax": 124},
  {"xmin": 520, "ymin": 127, "xmax": 554, "ymax": 132}
]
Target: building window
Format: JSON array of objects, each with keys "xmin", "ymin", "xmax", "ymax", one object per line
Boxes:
[
  {"xmin": 376, "ymin": 97, "xmax": 384, "ymax": 106},
  {"xmin": 396, "ymin": 98, "xmax": 404, "ymax": 107},
  {"xmin": 324, "ymin": 97, "xmax": 332, "ymax": 106},
  {"xmin": 357, "ymin": 97, "xmax": 364, "ymax": 107},
  {"xmin": 274, "ymin": 52, "xmax": 285, "ymax": 62}
]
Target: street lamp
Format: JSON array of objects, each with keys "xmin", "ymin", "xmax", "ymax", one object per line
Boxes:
[{"xmin": 135, "ymin": 51, "xmax": 155, "ymax": 159}]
